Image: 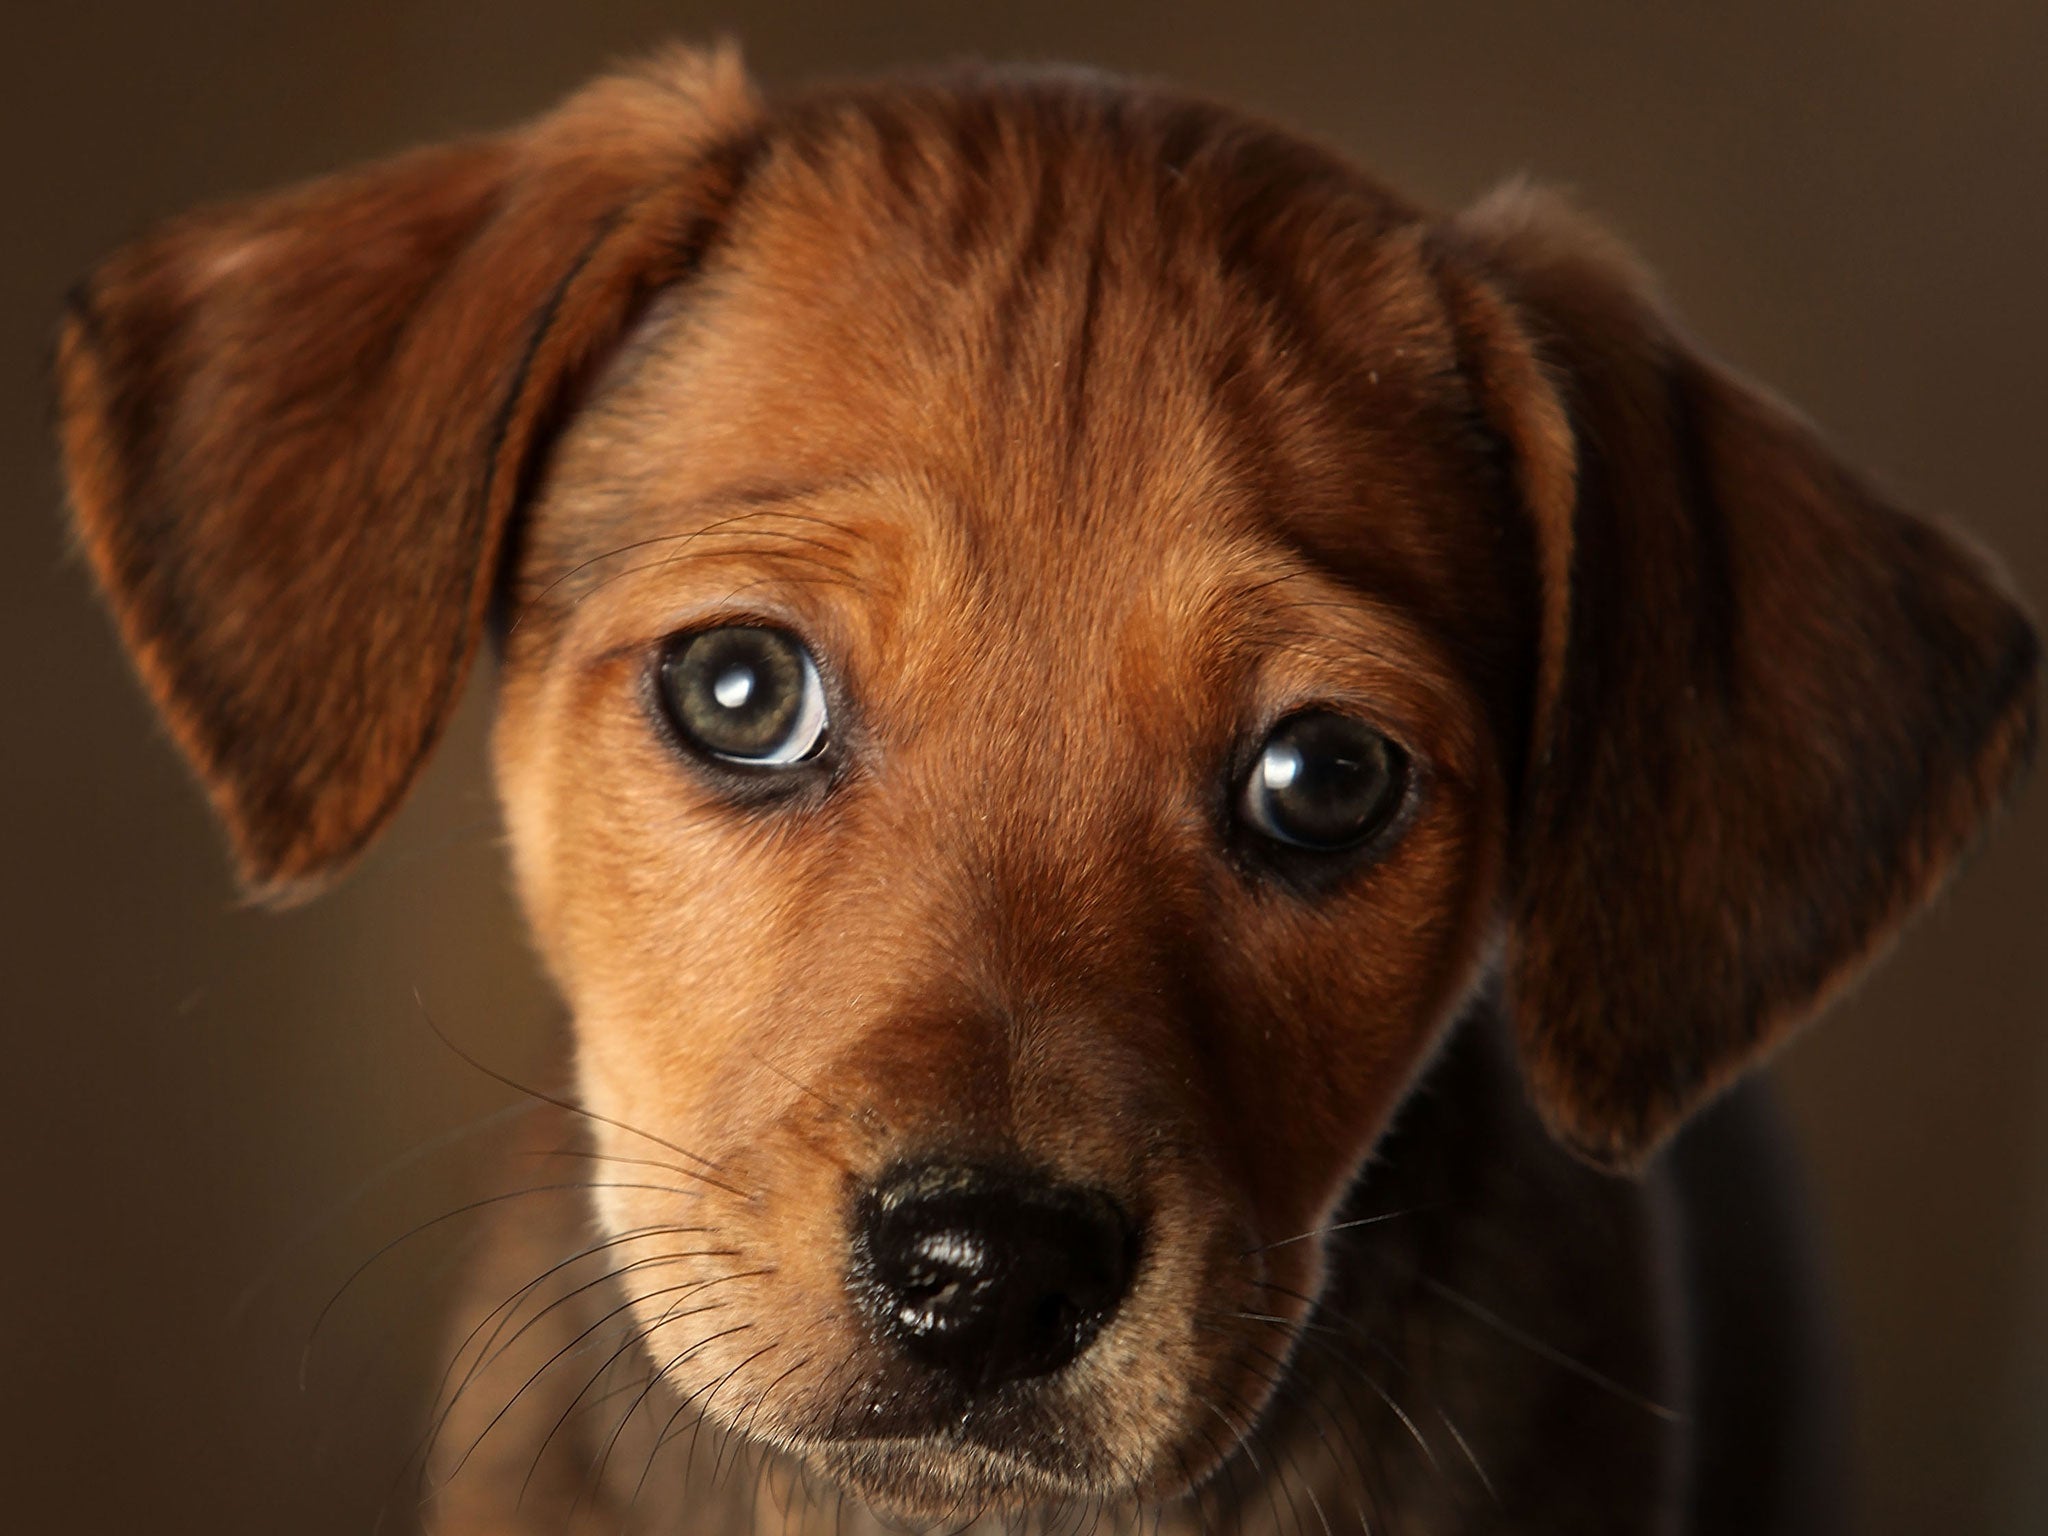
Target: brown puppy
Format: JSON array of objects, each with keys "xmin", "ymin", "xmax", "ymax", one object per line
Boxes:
[{"xmin": 57, "ymin": 45, "xmax": 2038, "ymax": 1535}]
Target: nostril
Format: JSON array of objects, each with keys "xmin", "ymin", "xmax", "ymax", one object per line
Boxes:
[
  {"xmin": 890, "ymin": 1229, "xmax": 996, "ymax": 1336},
  {"xmin": 854, "ymin": 1162, "xmax": 1137, "ymax": 1389}
]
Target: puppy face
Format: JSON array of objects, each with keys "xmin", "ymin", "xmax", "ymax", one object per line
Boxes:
[
  {"xmin": 490, "ymin": 123, "xmax": 1522, "ymax": 1508},
  {"xmin": 56, "ymin": 47, "xmax": 2037, "ymax": 1526}
]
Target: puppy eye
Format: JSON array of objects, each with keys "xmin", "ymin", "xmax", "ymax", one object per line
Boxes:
[
  {"xmin": 657, "ymin": 626, "xmax": 828, "ymax": 766},
  {"xmin": 1240, "ymin": 711, "xmax": 1408, "ymax": 851}
]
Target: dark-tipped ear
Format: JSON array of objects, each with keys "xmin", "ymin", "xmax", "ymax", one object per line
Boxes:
[
  {"xmin": 1432, "ymin": 183, "xmax": 2040, "ymax": 1169},
  {"xmin": 57, "ymin": 45, "xmax": 762, "ymax": 902}
]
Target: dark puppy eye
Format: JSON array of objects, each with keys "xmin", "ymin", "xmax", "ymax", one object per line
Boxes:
[
  {"xmin": 657, "ymin": 626, "xmax": 828, "ymax": 766},
  {"xmin": 1241, "ymin": 711, "xmax": 1408, "ymax": 851}
]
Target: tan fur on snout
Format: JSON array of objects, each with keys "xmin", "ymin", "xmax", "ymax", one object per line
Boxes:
[{"xmin": 59, "ymin": 45, "xmax": 2037, "ymax": 1536}]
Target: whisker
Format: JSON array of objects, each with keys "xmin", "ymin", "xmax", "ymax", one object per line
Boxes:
[
  {"xmin": 707, "ymin": 569, "xmax": 861, "ymax": 609},
  {"xmin": 1171, "ymin": 1446, "xmax": 1216, "ymax": 1536},
  {"xmin": 516, "ymin": 1296, "xmax": 755, "ymax": 1518},
  {"xmin": 1223, "ymin": 1323, "xmax": 1379, "ymax": 1517},
  {"xmin": 1225, "ymin": 1297, "xmax": 1441, "ymax": 1474},
  {"xmin": 1225, "ymin": 1331, "xmax": 1361, "ymax": 1536},
  {"xmin": 434, "ymin": 1223, "xmax": 689, "ymax": 1397},
  {"xmin": 1278, "ymin": 1253, "xmax": 1682, "ymax": 1428},
  {"xmin": 1187, "ymin": 1400, "xmax": 1252, "ymax": 1535},
  {"xmin": 301, "ymin": 1181, "xmax": 719, "ymax": 1389},
  {"xmin": 755, "ymin": 1057, "xmax": 888, "ymax": 1136},
  {"xmin": 459, "ymin": 1247, "xmax": 739, "ymax": 1411},
  {"xmin": 1296, "ymin": 1462, "xmax": 1335, "ymax": 1536},
  {"xmin": 445, "ymin": 1278, "xmax": 715, "ymax": 1486},
  {"xmin": 1268, "ymin": 1279, "xmax": 1497, "ymax": 1504},
  {"xmin": 521, "ymin": 1145, "xmax": 736, "ymax": 1185},
  {"xmin": 569, "ymin": 1310, "xmax": 761, "ymax": 1515},
  {"xmin": 710, "ymin": 1344, "xmax": 787, "ymax": 1490},
  {"xmin": 587, "ymin": 546, "xmax": 864, "ymax": 607},
  {"xmin": 511, "ymin": 503, "xmax": 862, "ymax": 630},
  {"xmin": 552, "ymin": 1312, "xmax": 755, "ymax": 1515},
  {"xmin": 1202, "ymin": 1395, "xmax": 1290, "ymax": 1536},
  {"xmin": 228, "ymin": 1098, "xmax": 537, "ymax": 1326},
  {"xmin": 1429, "ymin": 1398, "xmax": 1497, "ymax": 1505},
  {"xmin": 406, "ymin": 1222, "xmax": 712, "ymax": 1499},
  {"xmin": 413, "ymin": 991, "xmax": 753, "ymax": 1197},
  {"xmin": 1233, "ymin": 567, "xmax": 1318, "ymax": 602},
  {"xmin": 741, "ymin": 1351, "xmax": 812, "ymax": 1446},
  {"xmin": 689, "ymin": 1341, "xmax": 780, "ymax": 1482},
  {"xmin": 1408, "ymin": 1270, "xmax": 1682, "ymax": 1423},
  {"xmin": 1239, "ymin": 1207, "xmax": 1424, "ymax": 1258},
  {"xmin": 626, "ymin": 1331, "xmax": 763, "ymax": 1510}
]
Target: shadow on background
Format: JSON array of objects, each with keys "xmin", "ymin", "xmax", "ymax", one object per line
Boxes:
[{"xmin": 4, "ymin": 2, "xmax": 2044, "ymax": 1531}]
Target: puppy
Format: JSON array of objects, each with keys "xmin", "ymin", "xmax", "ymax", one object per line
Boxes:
[{"xmin": 57, "ymin": 45, "xmax": 2038, "ymax": 1535}]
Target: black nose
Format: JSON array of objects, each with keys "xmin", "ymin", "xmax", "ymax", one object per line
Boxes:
[{"xmin": 854, "ymin": 1162, "xmax": 1137, "ymax": 1389}]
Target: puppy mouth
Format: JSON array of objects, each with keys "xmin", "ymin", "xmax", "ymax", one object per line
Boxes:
[
  {"xmin": 759, "ymin": 1308, "xmax": 1286, "ymax": 1525},
  {"xmin": 805, "ymin": 1428, "xmax": 1097, "ymax": 1522},
  {"xmin": 775, "ymin": 1298, "xmax": 1147, "ymax": 1518},
  {"xmin": 781, "ymin": 1372, "xmax": 1176, "ymax": 1523},
  {"xmin": 742, "ymin": 1293, "xmax": 1287, "ymax": 1524}
]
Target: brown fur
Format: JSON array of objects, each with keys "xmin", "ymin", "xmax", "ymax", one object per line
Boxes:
[{"xmin": 56, "ymin": 46, "xmax": 2038, "ymax": 1535}]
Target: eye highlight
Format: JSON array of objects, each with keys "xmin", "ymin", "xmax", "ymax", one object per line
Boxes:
[
  {"xmin": 656, "ymin": 626, "xmax": 828, "ymax": 766},
  {"xmin": 1240, "ymin": 711, "xmax": 1408, "ymax": 851}
]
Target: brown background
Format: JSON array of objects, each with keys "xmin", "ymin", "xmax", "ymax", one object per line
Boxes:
[{"xmin": 4, "ymin": 2, "xmax": 2044, "ymax": 1531}]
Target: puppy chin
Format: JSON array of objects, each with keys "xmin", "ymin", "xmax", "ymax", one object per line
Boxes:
[
  {"xmin": 811, "ymin": 1436, "xmax": 1093, "ymax": 1526},
  {"xmin": 771, "ymin": 1342, "xmax": 1252, "ymax": 1526},
  {"xmin": 780, "ymin": 1376, "xmax": 1118, "ymax": 1522}
]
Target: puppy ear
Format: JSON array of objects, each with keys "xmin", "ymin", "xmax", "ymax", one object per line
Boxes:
[
  {"xmin": 57, "ymin": 45, "xmax": 761, "ymax": 901},
  {"xmin": 1432, "ymin": 184, "xmax": 2040, "ymax": 1168}
]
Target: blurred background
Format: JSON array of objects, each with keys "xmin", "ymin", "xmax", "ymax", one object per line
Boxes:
[{"xmin": 4, "ymin": 2, "xmax": 2044, "ymax": 1530}]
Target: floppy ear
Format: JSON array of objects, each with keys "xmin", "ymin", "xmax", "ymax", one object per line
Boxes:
[
  {"xmin": 1431, "ymin": 185, "xmax": 2040, "ymax": 1169},
  {"xmin": 56, "ymin": 45, "xmax": 762, "ymax": 901}
]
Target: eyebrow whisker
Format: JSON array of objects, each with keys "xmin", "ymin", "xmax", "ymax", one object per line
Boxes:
[
  {"xmin": 573, "ymin": 556, "xmax": 861, "ymax": 613},
  {"xmin": 512, "ymin": 501, "xmax": 867, "ymax": 629}
]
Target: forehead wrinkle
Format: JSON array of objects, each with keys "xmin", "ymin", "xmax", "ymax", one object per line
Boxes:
[
  {"xmin": 876, "ymin": 278, "xmax": 1278, "ymax": 770},
  {"xmin": 747, "ymin": 86, "xmax": 1258, "ymax": 525},
  {"xmin": 937, "ymin": 287, "xmax": 1242, "ymax": 645},
  {"xmin": 521, "ymin": 479, "xmax": 878, "ymax": 614}
]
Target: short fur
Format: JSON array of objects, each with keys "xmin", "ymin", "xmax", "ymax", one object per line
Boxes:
[{"xmin": 57, "ymin": 46, "xmax": 2038, "ymax": 1535}]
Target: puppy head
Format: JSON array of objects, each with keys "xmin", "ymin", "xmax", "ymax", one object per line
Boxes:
[{"xmin": 58, "ymin": 48, "xmax": 2037, "ymax": 1522}]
